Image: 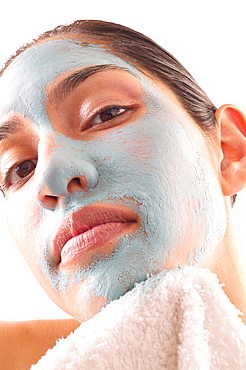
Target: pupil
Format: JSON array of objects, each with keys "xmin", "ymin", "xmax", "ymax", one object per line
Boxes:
[
  {"xmin": 17, "ymin": 161, "xmax": 35, "ymax": 178},
  {"xmin": 101, "ymin": 108, "xmax": 119, "ymax": 122}
]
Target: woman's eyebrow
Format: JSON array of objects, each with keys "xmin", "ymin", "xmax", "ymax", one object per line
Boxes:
[
  {"xmin": 0, "ymin": 117, "xmax": 21, "ymax": 142},
  {"xmin": 49, "ymin": 64, "xmax": 132, "ymax": 104}
]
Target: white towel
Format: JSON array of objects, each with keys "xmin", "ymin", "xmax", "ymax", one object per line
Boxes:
[{"xmin": 31, "ymin": 267, "xmax": 246, "ymax": 369}]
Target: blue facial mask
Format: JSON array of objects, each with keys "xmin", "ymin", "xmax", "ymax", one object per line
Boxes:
[{"xmin": 0, "ymin": 40, "xmax": 227, "ymax": 319}]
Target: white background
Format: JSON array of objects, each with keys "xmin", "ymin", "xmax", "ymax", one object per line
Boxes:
[{"xmin": 0, "ymin": 0, "xmax": 245, "ymax": 321}]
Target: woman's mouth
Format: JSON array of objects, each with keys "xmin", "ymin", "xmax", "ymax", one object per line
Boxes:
[{"xmin": 51, "ymin": 203, "xmax": 140, "ymax": 268}]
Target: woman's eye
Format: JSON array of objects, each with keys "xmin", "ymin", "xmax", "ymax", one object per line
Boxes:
[
  {"xmin": 91, "ymin": 106, "xmax": 129, "ymax": 126},
  {"xmin": 8, "ymin": 159, "xmax": 37, "ymax": 186}
]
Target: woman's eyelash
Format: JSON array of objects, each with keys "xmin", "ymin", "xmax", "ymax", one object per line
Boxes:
[
  {"xmin": 1, "ymin": 166, "xmax": 13, "ymax": 192},
  {"xmin": 89, "ymin": 105, "xmax": 133, "ymax": 126},
  {"xmin": 1, "ymin": 159, "xmax": 37, "ymax": 193}
]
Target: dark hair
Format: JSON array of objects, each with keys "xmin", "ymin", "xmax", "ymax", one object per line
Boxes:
[{"xmin": 0, "ymin": 19, "xmax": 237, "ymax": 205}]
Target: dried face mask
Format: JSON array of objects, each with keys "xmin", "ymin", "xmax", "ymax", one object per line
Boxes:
[{"xmin": 0, "ymin": 39, "xmax": 227, "ymax": 320}]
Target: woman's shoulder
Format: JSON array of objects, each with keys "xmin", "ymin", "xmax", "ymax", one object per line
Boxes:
[{"xmin": 0, "ymin": 319, "xmax": 80, "ymax": 370}]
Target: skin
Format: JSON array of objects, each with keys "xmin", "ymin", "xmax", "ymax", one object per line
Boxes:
[
  {"xmin": 0, "ymin": 319, "xmax": 80, "ymax": 370},
  {"xmin": 0, "ymin": 34, "xmax": 246, "ymax": 366}
]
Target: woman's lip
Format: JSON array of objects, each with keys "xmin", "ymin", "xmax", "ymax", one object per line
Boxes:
[
  {"xmin": 60, "ymin": 221, "xmax": 135, "ymax": 267},
  {"xmin": 51, "ymin": 203, "xmax": 140, "ymax": 266}
]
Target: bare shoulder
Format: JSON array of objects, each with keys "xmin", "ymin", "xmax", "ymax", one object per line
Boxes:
[{"xmin": 0, "ymin": 319, "xmax": 80, "ymax": 370}]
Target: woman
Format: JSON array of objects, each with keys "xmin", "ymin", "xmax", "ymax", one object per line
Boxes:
[{"xmin": 0, "ymin": 20, "xmax": 245, "ymax": 369}]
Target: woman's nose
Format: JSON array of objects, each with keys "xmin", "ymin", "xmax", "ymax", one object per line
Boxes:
[{"xmin": 35, "ymin": 134, "xmax": 99, "ymax": 210}]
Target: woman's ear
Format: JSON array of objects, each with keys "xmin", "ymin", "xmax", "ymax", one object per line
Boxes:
[{"xmin": 215, "ymin": 104, "xmax": 246, "ymax": 196}]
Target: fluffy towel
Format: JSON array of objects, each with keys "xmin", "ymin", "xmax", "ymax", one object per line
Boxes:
[{"xmin": 31, "ymin": 267, "xmax": 246, "ymax": 369}]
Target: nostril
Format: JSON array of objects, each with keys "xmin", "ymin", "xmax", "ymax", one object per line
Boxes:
[
  {"xmin": 37, "ymin": 186, "xmax": 58, "ymax": 210},
  {"xmin": 67, "ymin": 176, "xmax": 88, "ymax": 194},
  {"xmin": 40, "ymin": 195, "xmax": 58, "ymax": 210}
]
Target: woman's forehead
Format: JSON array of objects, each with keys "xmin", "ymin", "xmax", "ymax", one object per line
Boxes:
[
  {"xmin": 0, "ymin": 39, "xmax": 142, "ymax": 120},
  {"xmin": 3, "ymin": 38, "xmax": 137, "ymax": 78},
  {"xmin": 0, "ymin": 38, "xmax": 189, "ymax": 136}
]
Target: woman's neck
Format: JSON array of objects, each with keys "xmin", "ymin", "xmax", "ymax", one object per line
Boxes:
[{"xmin": 205, "ymin": 222, "xmax": 246, "ymax": 325}]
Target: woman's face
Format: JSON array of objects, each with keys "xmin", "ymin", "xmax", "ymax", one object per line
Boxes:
[{"xmin": 0, "ymin": 38, "xmax": 226, "ymax": 320}]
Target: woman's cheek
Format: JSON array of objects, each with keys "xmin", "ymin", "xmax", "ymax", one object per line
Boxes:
[{"xmin": 7, "ymin": 187, "xmax": 41, "ymax": 261}]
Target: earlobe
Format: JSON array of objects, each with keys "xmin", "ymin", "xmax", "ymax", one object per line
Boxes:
[{"xmin": 215, "ymin": 104, "xmax": 246, "ymax": 196}]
